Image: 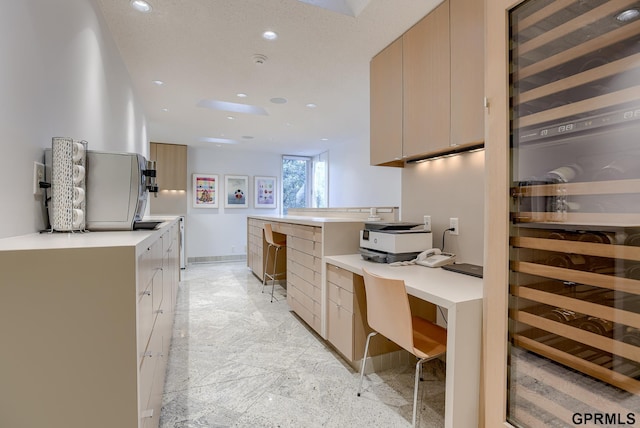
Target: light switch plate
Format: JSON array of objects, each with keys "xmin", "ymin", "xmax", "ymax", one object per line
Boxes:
[{"xmin": 423, "ymin": 215, "xmax": 431, "ymax": 232}]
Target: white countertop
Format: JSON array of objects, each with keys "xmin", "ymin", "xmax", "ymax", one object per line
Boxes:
[
  {"xmin": 0, "ymin": 217, "xmax": 180, "ymax": 252},
  {"xmin": 324, "ymin": 254, "xmax": 483, "ymax": 308},
  {"xmin": 248, "ymin": 214, "xmax": 365, "ymax": 226}
]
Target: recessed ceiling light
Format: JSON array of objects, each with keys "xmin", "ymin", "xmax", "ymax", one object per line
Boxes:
[
  {"xmin": 197, "ymin": 99, "xmax": 268, "ymax": 116},
  {"xmin": 242, "ymin": 136, "xmax": 254, "ymax": 140},
  {"xmin": 306, "ymin": 103, "xmax": 317, "ymax": 108},
  {"xmin": 153, "ymin": 80, "xmax": 164, "ymax": 86},
  {"xmin": 131, "ymin": 0, "xmax": 152, "ymax": 13},
  {"xmin": 270, "ymin": 97, "xmax": 287, "ymax": 104},
  {"xmin": 262, "ymin": 30, "xmax": 278, "ymax": 40},
  {"xmin": 161, "ymin": 107, "xmax": 169, "ymax": 112},
  {"xmin": 227, "ymin": 115, "xmax": 235, "ymax": 120},
  {"xmin": 199, "ymin": 137, "xmax": 238, "ymax": 145},
  {"xmin": 321, "ymin": 138, "xmax": 329, "ymax": 141},
  {"xmin": 237, "ymin": 93, "xmax": 248, "ymax": 98},
  {"xmin": 616, "ymin": 9, "xmax": 640, "ymax": 22}
]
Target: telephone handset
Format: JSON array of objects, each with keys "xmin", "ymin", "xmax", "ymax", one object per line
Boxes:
[
  {"xmin": 389, "ymin": 248, "xmax": 456, "ymax": 267},
  {"xmin": 415, "ymin": 248, "xmax": 456, "ymax": 268}
]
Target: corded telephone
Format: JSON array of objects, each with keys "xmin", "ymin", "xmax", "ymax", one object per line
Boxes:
[
  {"xmin": 415, "ymin": 248, "xmax": 456, "ymax": 267},
  {"xmin": 390, "ymin": 248, "xmax": 456, "ymax": 267}
]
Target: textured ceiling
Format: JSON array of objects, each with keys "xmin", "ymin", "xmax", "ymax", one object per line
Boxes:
[{"xmin": 96, "ymin": 0, "xmax": 441, "ymax": 155}]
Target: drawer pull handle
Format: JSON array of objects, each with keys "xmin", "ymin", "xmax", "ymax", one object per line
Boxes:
[
  {"xmin": 142, "ymin": 290, "xmax": 151, "ymax": 296},
  {"xmin": 141, "ymin": 409, "xmax": 154, "ymax": 419},
  {"xmin": 156, "ymin": 309, "xmax": 164, "ymax": 315}
]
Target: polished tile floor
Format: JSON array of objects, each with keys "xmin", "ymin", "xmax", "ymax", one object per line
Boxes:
[{"xmin": 159, "ymin": 262, "xmax": 445, "ymax": 427}]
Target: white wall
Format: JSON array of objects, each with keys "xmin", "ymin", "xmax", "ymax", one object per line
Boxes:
[
  {"xmin": 0, "ymin": 0, "xmax": 147, "ymax": 238},
  {"xmin": 187, "ymin": 147, "xmax": 283, "ymax": 259},
  {"xmin": 401, "ymin": 150, "xmax": 485, "ymax": 265},
  {"xmin": 186, "ymin": 141, "xmax": 402, "ymax": 259},
  {"xmin": 328, "ymin": 136, "xmax": 402, "ymax": 207}
]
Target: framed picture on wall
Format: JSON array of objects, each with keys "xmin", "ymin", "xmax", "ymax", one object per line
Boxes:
[
  {"xmin": 224, "ymin": 175, "xmax": 249, "ymax": 208},
  {"xmin": 192, "ymin": 173, "xmax": 219, "ymax": 208},
  {"xmin": 254, "ymin": 176, "xmax": 277, "ymax": 209}
]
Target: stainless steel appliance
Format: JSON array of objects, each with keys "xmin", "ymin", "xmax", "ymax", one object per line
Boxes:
[
  {"xmin": 179, "ymin": 216, "xmax": 186, "ymax": 269},
  {"xmin": 45, "ymin": 150, "xmax": 158, "ymax": 231}
]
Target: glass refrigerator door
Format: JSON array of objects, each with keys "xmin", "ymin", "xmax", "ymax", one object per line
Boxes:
[{"xmin": 508, "ymin": 0, "xmax": 640, "ymax": 426}]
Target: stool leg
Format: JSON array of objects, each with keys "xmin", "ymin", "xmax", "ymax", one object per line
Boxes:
[
  {"xmin": 270, "ymin": 246, "xmax": 279, "ymax": 302},
  {"xmin": 262, "ymin": 243, "xmax": 272, "ymax": 293}
]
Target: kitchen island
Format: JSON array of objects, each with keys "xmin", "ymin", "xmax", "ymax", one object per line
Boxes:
[
  {"xmin": 0, "ymin": 218, "xmax": 181, "ymax": 428},
  {"xmin": 247, "ymin": 214, "xmax": 367, "ymax": 337}
]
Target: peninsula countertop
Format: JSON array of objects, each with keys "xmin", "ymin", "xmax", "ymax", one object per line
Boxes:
[{"xmin": 247, "ymin": 214, "xmax": 365, "ymax": 227}]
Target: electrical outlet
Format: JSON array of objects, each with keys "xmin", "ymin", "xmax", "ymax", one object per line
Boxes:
[
  {"xmin": 449, "ymin": 217, "xmax": 459, "ymax": 235},
  {"xmin": 33, "ymin": 162, "xmax": 44, "ymax": 196}
]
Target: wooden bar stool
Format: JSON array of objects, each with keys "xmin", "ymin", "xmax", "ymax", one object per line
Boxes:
[{"xmin": 262, "ymin": 224, "xmax": 286, "ymax": 302}]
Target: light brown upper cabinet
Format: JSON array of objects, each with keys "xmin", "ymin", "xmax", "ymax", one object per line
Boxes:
[
  {"xmin": 150, "ymin": 142, "xmax": 187, "ymax": 191},
  {"xmin": 450, "ymin": 0, "xmax": 485, "ymax": 146},
  {"xmin": 370, "ymin": 37, "xmax": 404, "ymax": 167},
  {"xmin": 369, "ymin": 0, "xmax": 484, "ymax": 166},
  {"xmin": 403, "ymin": 0, "xmax": 451, "ymax": 158}
]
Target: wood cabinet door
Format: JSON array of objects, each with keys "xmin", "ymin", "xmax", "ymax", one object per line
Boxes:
[
  {"xmin": 328, "ymin": 299, "xmax": 355, "ymax": 360},
  {"xmin": 450, "ymin": 0, "xmax": 484, "ymax": 146},
  {"xmin": 370, "ymin": 37, "xmax": 404, "ymax": 167},
  {"xmin": 402, "ymin": 0, "xmax": 450, "ymax": 158},
  {"xmin": 153, "ymin": 143, "xmax": 187, "ymax": 191}
]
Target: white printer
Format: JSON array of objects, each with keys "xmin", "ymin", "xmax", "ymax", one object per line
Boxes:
[{"xmin": 359, "ymin": 222, "xmax": 433, "ymax": 263}]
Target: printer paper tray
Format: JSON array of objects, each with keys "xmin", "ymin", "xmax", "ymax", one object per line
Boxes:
[{"xmin": 359, "ymin": 248, "xmax": 420, "ymax": 264}]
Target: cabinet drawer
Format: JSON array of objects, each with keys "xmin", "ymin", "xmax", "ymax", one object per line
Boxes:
[
  {"xmin": 138, "ymin": 252, "xmax": 150, "ymax": 289},
  {"xmin": 289, "ymin": 291, "xmax": 321, "ymax": 333},
  {"xmin": 290, "ymin": 224, "xmax": 318, "ymax": 241},
  {"xmin": 289, "ymin": 281, "xmax": 315, "ymax": 314},
  {"xmin": 328, "ymin": 300, "xmax": 354, "ymax": 360},
  {"xmin": 151, "ymin": 270, "xmax": 163, "ymax": 314},
  {"xmin": 289, "ymin": 236, "xmax": 321, "ymax": 257},
  {"xmin": 138, "ymin": 283, "xmax": 155, "ymax": 358},
  {"xmin": 327, "ymin": 264, "xmax": 354, "ymax": 293},
  {"xmin": 289, "ymin": 259, "xmax": 321, "ymax": 287},
  {"xmin": 289, "ymin": 248, "xmax": 322, "ymax": 272},
  {"xmin": 288, "ymin": 272, "xmax": 321, "ymax": 303},
  {"xmin": 328, "ymin": 282, "xmax": 354, "ymax": 313},
  {"xmin": 139, "ymin": 355, "xmax": 155, "ymax": 418}
]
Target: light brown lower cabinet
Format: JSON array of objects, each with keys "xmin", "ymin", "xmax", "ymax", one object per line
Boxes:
[{"xmin": 0, "ymin": 220, "xmax": 180, "ymax": 428}]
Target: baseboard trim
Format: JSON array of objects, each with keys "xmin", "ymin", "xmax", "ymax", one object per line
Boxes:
[{"xmin": 188, "ymin": 255, "xmax": 247, "ymax": 264}]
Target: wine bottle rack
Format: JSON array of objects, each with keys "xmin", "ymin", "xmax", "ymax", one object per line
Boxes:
[{"xmin": 508, "ymin": 0, "xmax": 640, "ymax": 396}]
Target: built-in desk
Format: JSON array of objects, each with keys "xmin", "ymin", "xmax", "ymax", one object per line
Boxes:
[{"xmin": 324, "ymin": 254, "xmax": 482, "ymax": 428}]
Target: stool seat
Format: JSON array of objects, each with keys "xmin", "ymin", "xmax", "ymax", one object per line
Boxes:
[{"xmin": 262, "ymin": 224, "xmax": 286, "ymax": 302}]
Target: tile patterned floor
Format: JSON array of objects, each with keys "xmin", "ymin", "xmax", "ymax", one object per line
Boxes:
[{"xmin": 159, "ymin": 262, "xmax": 445, "ymax": 427}]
